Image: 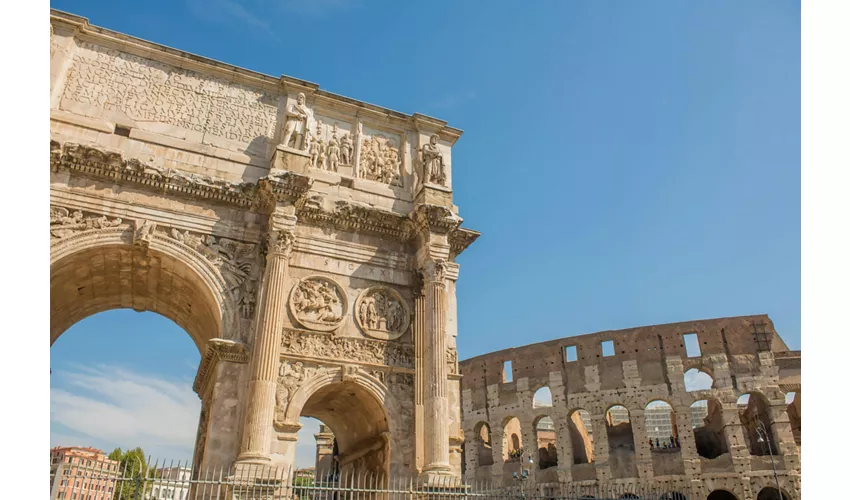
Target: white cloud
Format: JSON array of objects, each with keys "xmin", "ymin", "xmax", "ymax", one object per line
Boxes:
[{"xmin": 50, "ymin": 364, "xmax": 200, "ymax": 461}]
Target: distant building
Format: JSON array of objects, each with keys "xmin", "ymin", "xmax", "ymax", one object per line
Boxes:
[
  {"xmin": 146, "ymin": 466, "xmax": 192, "ymax": 500},
  {"xmin": 50, "ymin": 446, "xmax": 120, "ymax": 500}
]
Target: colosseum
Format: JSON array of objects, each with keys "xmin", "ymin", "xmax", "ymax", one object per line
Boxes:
[{"xmin": 459, "ymin": 314, "xmax": 801, "ymax": 500}]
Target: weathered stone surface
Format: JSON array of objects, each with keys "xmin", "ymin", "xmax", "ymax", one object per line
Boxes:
[
  {"xmin": 50, "ymin": 9, "xmax": 474, "ymax": 480},
  {"xmin": 460, "ymin": 315, "xmax": 801, "ymax": 498}
]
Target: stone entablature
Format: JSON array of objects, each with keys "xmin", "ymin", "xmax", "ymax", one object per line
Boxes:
[{"xmin": 459, "ymin": 315, "xmax": 801, "ymax": 499}]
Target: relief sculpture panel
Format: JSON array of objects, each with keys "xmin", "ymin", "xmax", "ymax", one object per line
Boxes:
[
  {"xmin": 288, "ymin": 276, "xmax": 347, "ymax": 332},
  {"xmin": 62, "ymin": 43, "xmax": 279, "ymax": 150},
  {"xmin": 359, "ymin": 127, "xmax": 403, "ymax": 187},
  {"xmin": 354, "ymin": 287, "xmax": 411, "ymax": 341}
]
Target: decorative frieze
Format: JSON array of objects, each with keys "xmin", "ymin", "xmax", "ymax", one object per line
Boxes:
[
  {"xmin": 49, "ymin": 205, "xmax": 123, "ymax": 239},
  {"xmin": 281, "ymin": 329, "xmax": 414, "ymax": 369}
]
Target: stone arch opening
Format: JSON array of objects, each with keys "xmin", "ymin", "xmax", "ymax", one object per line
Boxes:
[
  {"xmin": 533, "ymin": 416, "xmax": 558, "ymax": 469},
  {"xmin": 645, "ymin": 400, "xmax": 679, "ymax": 451},
  {"xmin": 785, "ymin": 391, "xmax": 800, "ymax": 446},
  {"xmin": 51, "ymin": 243, "xmax": 225, "ymax": 352},
  {"xmin": 757, "ymin": 486, "xmax": 792, "ymax": 500},
  {"xmin": 51, "ymin": 242, "xmax": 228, "ymax": 470},
  {"xmin": 533, "ymin": 386, "xmax": 553, "ymax": 408},
  {"xmin": 707, "ymin": 490, "xmax": 739, "ymax": 500},
  {"xmin": 738, "ymin": 393, "xmax": 778, "ymax": 456},
  {"xmin": 683, "ymin": 368, "xmax": 714, "ymax": 392},
  {"xmin": 605, "ymin": 405, "xmax": 637, "ymax": 478},
  {"xmin": 297, "ymin": 380, "xmax": 391, "ymax": 478},
  {"xmin": 474, "ymin": 421, "xmax": 494, "ymax": 466},
  {"xmin": 691, "ymin": 399, "xmax": 729, "ymax": 459},
  {"xmin": 502, "ymin": 417, "xmax": 523, "ymax": 461},
  {"xmin": 568, "ymin": 409, "xmax": 594, "ymax": 464},
  {"xmin": 605, "ymin": 405, "xmax": 635, "ymax": 453}
]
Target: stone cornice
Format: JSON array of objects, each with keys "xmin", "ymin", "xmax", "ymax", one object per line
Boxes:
[
  {"xmin": 410, "ymin": 204, "xmax": 463, "ymax": 236},
  {"xmin": 449, "ymin": 227, "xmax": 480, "ymax": 258},
  {"xmin": 193, "ymin": 339, "xmax": 249, "ymax": 396},
  {"xmin": 297, "ymin": 195, "xmax": 414, "ymax": 242},
  {"xmin": 52, "ymin": 141, "xmax": 262, "ymax": 208},
  {"xmin": 51, "ymin": 140, "xmax": 480, "ymax": 251}
]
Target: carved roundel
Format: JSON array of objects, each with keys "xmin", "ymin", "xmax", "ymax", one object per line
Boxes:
[
  {"xmin": 354, "ymin": 286, "xmax": 411, "ymax": 340},
  {"xmin": 288, "ymin": 276, "xmax": 347, "ymax": 332}
]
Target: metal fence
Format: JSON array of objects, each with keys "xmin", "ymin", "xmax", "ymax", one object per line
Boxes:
[{"xmin": 49, "ymin": 458, "xmax": 680, "ymax": 500}]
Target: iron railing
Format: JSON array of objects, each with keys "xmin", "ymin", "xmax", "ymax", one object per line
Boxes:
[{"xmin": 48, "ymin": 458, "xmax": 683, "ymax": 499}]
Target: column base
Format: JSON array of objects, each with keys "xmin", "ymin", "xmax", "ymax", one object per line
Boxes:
[
  {"xmin": 235, "ymin": 453, "xmax": 272, "ymax": 466},
  {"xmin": 420, "ymin": 464, "xmax": 456, "ymax": 485}
]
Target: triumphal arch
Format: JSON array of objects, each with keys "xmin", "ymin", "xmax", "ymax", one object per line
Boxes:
[{"xmin": 50, "ymin": 10, "xmax": 478, "ymax": 479}]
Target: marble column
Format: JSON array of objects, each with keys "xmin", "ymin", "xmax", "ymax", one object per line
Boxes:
[
  {"xmin": 420, "ymin": 259, "xmax": 452, "ymax": 478},
  {"xmin": 414, "ymin": 279, "xmax": 426, "ymax": 472},
  {"xmin": 238, "ymin": 217, "xmax": 296, "ymax": 463}
]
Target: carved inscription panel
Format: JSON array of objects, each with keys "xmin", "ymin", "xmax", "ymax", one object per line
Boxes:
[{"xmin": 61, "ymin": 43, "xmax": 279, "ymax": 149}]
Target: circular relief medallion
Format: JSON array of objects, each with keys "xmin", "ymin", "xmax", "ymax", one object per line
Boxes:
[
  {"xmin": 354, "ymin": 286, "xmax": 411, "ymax": 340},
  {"xmin": 288, "ymin": 276, "xmax": 347, "ymax": 332}
]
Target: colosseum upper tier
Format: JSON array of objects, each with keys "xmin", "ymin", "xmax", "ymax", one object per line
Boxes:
[{"xmin": 459, "ymin": 314, "xmax": 801, "ymax": 500}]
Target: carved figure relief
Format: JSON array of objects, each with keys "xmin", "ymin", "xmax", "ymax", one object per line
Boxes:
[
  {"xmin": 359, "ymin": 134, "xmax": 402, "ymax": 186},
  {"xmin": 420, "ymin": 133, "xmax": 446, "ymax": 186},
  {"xmin": 49, "ymin": 206, "xmax": 123, "ymax": 239},
  {"xmin": 133, "ymin": 220, "xmax": 157, "ymax": 249},
  {"xmin": 281, "ymin": 329, "xmax": 414, "ymax": 368},
  {"xmin": 168, "ymin": 228, "xmax": 260, "ymax": 319},
  {"xmin": 275, "ymin": 360, "xmax": 326, "ymax": 420},
  {"xmin": 341, "ymin": 133, "xmax": 354, "ymax": 166},
  {"xmin": 282, "ymin": 93, "xmax": 313, "ymax": 151},
  {"xmin": 447, "ymin": 347, "xmax": 459, "ymax": 375},
  {"xmin": 354, "ymin": 287, "xmax": 411, "ymax": 341},
  {"xmin": 289, "ymin": 277, "xmax": 347, "ymax": 332}
]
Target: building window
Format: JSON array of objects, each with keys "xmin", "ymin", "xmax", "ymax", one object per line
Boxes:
[
  {"xmin": 502, "ymin": 360, "xmax": 513, "ymax": 383},
  {"xmin": 565, "ymin": 345, "xmax": 578, "ymax": 362},
  {"xmin": 601, "ymin": 340, "xmax": 615, "ymax": 357},
  {"xmin": 683, "ymin": 333, "xmax": 701, "ymax": 357}
]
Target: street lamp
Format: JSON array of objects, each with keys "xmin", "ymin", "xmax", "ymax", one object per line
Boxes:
[{"xmin": 755, "ymin": 420, "xmax": 783, "ymax": 500}]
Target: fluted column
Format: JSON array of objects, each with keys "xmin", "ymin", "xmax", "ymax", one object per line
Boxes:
[
  {"xmin": 238, "ymin": 221, "xmax": 296, "ymax": 463},
  {"xmin": 420, "ymin": 259, "xmax": 452, "ymax": 478},
  {"xmin": 414, "ymin": 275, "xmax": 426, "ymax": 472}
]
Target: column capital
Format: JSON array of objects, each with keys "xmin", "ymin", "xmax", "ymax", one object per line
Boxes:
[{"xmin": 265, "ymin": 229, "xmax": 296, "ymax": 258}]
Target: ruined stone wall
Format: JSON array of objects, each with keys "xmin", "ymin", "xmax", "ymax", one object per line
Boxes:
[{"xmin": 460, "ymin": 315, "xmax": 802, "ymax": 499}]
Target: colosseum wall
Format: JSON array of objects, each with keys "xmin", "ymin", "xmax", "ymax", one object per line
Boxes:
[{"xmin": 459, "ymin": 314, "xmax": 801, "ymax": 500}]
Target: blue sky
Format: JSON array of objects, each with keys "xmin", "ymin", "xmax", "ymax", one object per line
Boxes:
[{"xmin": 50, "ymin": 0, "xmax": 800, "ymax": 467}]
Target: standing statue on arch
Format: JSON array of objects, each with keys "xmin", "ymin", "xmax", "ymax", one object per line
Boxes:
[
  {"xmin": 420, "ymin": 133, "xmax": 446, "ymax": 186},
  {"xmin": 282, "ymin": 92, "xmax": 313, "ymax": 150}
]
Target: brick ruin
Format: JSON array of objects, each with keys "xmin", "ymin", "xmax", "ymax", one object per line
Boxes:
[{"xmin": 459, "ymin": 314, "xmax": 801, "ymax": 500}]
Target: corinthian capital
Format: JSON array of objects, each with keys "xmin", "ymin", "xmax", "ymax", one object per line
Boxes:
[
  {"xmin": 420, "ymin": 259, "xmax": 448, "ymax": 285},
  {"xmin": 266, "ymin": 229, "xmax": 295, "ymax": 258}
]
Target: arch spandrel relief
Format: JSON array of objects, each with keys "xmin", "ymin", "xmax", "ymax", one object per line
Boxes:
[
  {"xmin": 354, "ymin": 286, "xmax": 411, "ymax": 341},
  {"xmin": 288, "ymin": 276, "xmax": 347, "ymax": 332}
]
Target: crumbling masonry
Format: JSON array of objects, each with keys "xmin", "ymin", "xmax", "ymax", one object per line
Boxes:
[{"xmin": 459, "ymin": 315, "xmax": 801, "ymax": 500}]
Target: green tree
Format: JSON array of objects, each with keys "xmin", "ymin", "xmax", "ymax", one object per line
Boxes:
[{"xmin": 109, "ymin": 447, "xmax": 149, "ymax": 499}]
